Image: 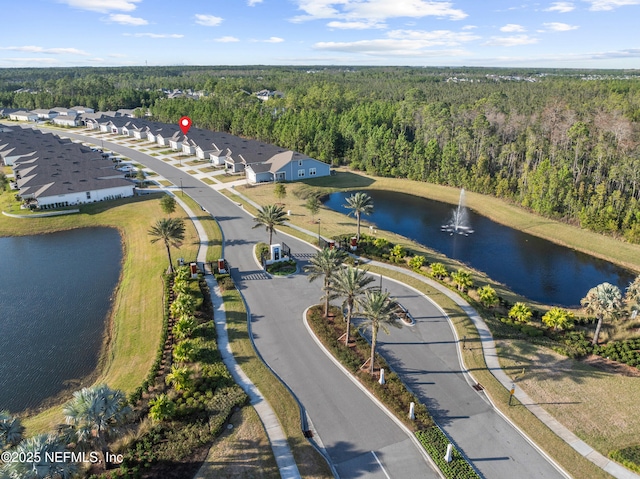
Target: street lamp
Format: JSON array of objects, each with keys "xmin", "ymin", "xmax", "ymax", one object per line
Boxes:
[{"xmin": 317, "ymin": 218, "xmax": 322, "ymax": 247}]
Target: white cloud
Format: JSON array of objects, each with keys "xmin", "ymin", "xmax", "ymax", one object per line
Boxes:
[
  {"xmin": 314, "ymin": 28, "xmax": 477, "ymax": 56},
  {"xmin": 543, "ymin": 22, "xmax": 579, "ymax": 30},
  {"xmin": 462, "ymin": 25, "xmax": 478, "ymax": 30},
  {"xmin": 0, "ymin": 57, "xmax": 60, "ymax": 65},
  {"xmin": 107, "ymin": 14, "xmax": 148, "ymax": 25},
  {"xmin": 545, "ymin": 2, "xmax": 576, "ymax": 12},
  {"xmin": 500, "ymin": 24, "xmax": 525, "ymax": 32},
  {"xmin": 583, "ymin": 0, "xmax": 640, "ymax": 10},
  {"xmin": 485, "ymin": 35, "xmax": 538, "ymax": 47},
  {"xmin": 123, "ymin": 33, "xmax": 184, "ymax": 38},
  {"xmin": 248, "ymin": 0, "xmax": 263, "ymax": 5},
  {"xmin": 327, "ymin": 20, "xmax": 386, "ymax": 29},
  {"xmin": 292, "ymin": 0, "xmax": 467, "ymax": 23},
  {"xmin": 195, "ymin": 14, "xmax": 223, "ymax": 27},
  {"xmin": 214, "ymin": 36, "xmax": 240, "ymax": 42},
  {"xmin": 0, "ymin": 45, "xmax": 90, "ymax": 55},
  {"xmin": 57, "ymin": 0, "xmax": 141, "ymax": 13},
  {"xmin": 263, "ymin": 37, "xmax": 285, "ymax": 43}
]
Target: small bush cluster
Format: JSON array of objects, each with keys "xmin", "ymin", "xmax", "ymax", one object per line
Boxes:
[
  {"xmin": 416, "ymin": 428, "xmax": 481, "ymax": 479},
  {"xmin": 610, "ymin": 445, "xmax": 640, "ymax": 473},
  {"xmin": 266, "ymin": 259, "xmax": 297, "ymax": 275}
]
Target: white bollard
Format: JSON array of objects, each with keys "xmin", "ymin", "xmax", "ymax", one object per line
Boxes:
[
  {"xmin": 444, "ymin": 443, "xmax": 453, "ymax": 463},
  {"xmin": 409, "ymin": 402, "xmax": 415, "ymax": 420},
  {"xmin": 287, "ymin": 210, "xmax": 291, "ymax": 216},
  {"xmin": 379, "ymin": 368, "xmax": 385, "ymax": 385}
]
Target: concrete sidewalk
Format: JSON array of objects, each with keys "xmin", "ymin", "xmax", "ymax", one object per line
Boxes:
[{"xmin": 172, "ymin": 193, "xmax": 302, "ymax": 479}]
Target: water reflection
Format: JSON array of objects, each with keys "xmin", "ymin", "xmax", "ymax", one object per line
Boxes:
[
  {"xmin": 0, "ymin": 228, "xmax": 121, "ymax": 413},
  {"xmin": 323, "ymin": 190, "xmax": 634, "ymax": 307}
]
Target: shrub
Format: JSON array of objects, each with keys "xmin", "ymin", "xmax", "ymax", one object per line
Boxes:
[
  {"xmin": 508, "ymin": 302, "xmax": 532, "ymax": 323},
  {"xmin": 610, "ymin": 446, "xmax": 640, "ymax": 473},
  {"xmin": 416, "ymin": 428, "xmax": 481, "ymax": 479},
  {"xmin": 477, "ymin": 284, "xmax": 498, "ymax": 307},
  {"xmin": 409, "ymin": 255, "xmax": 426, "ymax": 271},
  {"xmin": 148, "ymin": 394, "xmax": 176, "ymax": 422},
  {"xmin": 431, "ymin": 263, "xmax": 448, "ymax": 280}
]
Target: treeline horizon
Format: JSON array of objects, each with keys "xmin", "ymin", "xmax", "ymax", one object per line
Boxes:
[{"xmin": 2, "ymin": 65, "xmax": 640, "ymax": 242}]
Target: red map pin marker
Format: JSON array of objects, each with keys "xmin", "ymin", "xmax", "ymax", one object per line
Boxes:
[{"xmin": 179, "ymin": 116, "xmax": 192, "ymax": 135}]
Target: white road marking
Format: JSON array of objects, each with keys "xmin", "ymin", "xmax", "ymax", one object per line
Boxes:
[{"xmin": 371, "ymin": 451, "xmax": 392, "ymax": 479}]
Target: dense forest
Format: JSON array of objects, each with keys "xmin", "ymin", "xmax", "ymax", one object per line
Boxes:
[{"xmin": 2, "ymin": 66, "xmax": 640, "ymax": 242}]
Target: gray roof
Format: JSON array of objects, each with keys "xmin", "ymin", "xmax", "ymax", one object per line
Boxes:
[{"xmin": 4, "ymin": 128, "xmax": 132, "ymax": 201}]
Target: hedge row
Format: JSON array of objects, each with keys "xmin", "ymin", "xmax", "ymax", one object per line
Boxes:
[{"xmin": 416, "ymin": 428, "xmax": 481, "ymax": 479}]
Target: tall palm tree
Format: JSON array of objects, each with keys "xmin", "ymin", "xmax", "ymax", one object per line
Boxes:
[
  {"xmin": 1, "ymin": 433, "xmax": 77, "ymax": 479},
  {"xmin": 358, "ymin": 290, "xmax": 401, "ymax": 374},
  {"xmin": 344, "ymin": 192, "xmax": 373, "ymax": 241},
  {"xmin": 581, "ymin": 282, "xmax": 623, "ymax": 345},
  {"xmin": 332, "ymin": 266, "xmax": 375, "ymax": 346},
  {"xmin": 253, "ymin": 204, "xmax": 287, "ymax": 245},
  {"xmin": 148, "ymin": 217, "xmax": 186, "ymax": 274},
  {"xmin": 304, "ymin": 248, "xmax": 348, "ymax": 317},
  {"xmin": 0, "ymin": 411, "xmax": 23, "ymax": 449},
  {"xmin": 62, "ymin": 384, "xmax": 130, "ymax": 466}
]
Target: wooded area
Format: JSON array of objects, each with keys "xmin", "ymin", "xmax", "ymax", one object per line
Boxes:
[{"xmin": 2, "ymin": 66, "xmax": 640, "ymax": 241}]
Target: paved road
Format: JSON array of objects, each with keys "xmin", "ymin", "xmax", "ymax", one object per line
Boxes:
[
  {"xmin": 53, "ymin": 130, "xmax": 567, "ymax": 478},
  {"xmin": 55, "ymin": 131, "xmax": 437, "ymax": 479}
]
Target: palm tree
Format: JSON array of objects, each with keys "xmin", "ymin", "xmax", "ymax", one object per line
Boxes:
[
  {"xmin": 173, "ymin": 315, "xmax": 196, "ymax": 339},
  {"xmin": 170, "ymin": 293, "xmax": 196, "ymax": 318},
  {"xmin": 430, "ymin": 262, "xmax": 448, "ymax": 280},
  {"xmin": 148, "ymin": 217, "xmax": 186, "ymax": 274},
  {"xmin": 62, "ymin": 384, "xmax": 130, "ymax": 467},
  {"xmin": 452, "ymin": 269, "xmax": 473, "ymax": 292},
  {"xmin": 542, "ymin": 307, "xmax": 575, "ymax": 331},
  {"xmin": 509, "ymin": 302, "xmax": 532, "ymax": 323},
  {"xmin": 332, "ymin": 266, "xmax": 375, "ymax": 346},
  {"xmin": 253, "ymin": 204, "xmax": 287, "ymax": 245},
  {"xmin": 304, "ymin": 248, "xmax": 347, "ymax": 317},
  {"xmin": 0, "ymin": 411, "xmax": 23, "ymax": 449},
  {"xmin": 1, "ymin": 434, "xmax": 77, "ymax": 479},
  {"xmin": 173, "ymin": 340, "xmax": 197, "ymax": 363},
  {"xmin": 165, "ymin": 365, "xmax": 194, "ymax": 391},
  {"xmin": 358, "ymin": 290, "xmax": 401, "ymax": 374},
  {"xmin": 625, "ymin": 275, "xmax": 640, "ymax": 314},
  {"xmin": 581, "ymin": 282, "xmax": 623, "ymax": 345},
  {"xmin": 477, "ymin": 285, "xmax": 499, "ymax": 307},
  {"xmin": 344, "ymin": 192, "xmax": 373, "ymax": 241},
  {"xmin": 148, "ymin": 394, "xmax": 176, "ymax": 422}
]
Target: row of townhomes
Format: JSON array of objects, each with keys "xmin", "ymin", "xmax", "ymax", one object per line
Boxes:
[
  {"xmin": 0, "ymin": 126, "xmax": 135, "ymax": 210},
  {"xmin": 84, "ymin": 115, "xmax": 331, "ymax": 184},
  {"xmin": 0, "ymin": 107, "xmax": 331, "ymax": 210}
]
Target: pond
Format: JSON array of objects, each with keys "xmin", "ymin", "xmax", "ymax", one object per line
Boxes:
[
  {"xmin": 323, "ymin": 190, "xmax": 635, "ymax": 307},
  {"xmin": 0, "ymin": 227, "xmax": 122, "ymax": 413}
]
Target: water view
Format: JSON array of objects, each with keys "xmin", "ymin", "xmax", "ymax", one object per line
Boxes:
[
  {"xmin": 323, "ymin": 190, "xmax": 635, "ymax": 307},
  {"xmin": 0, "ymin": 227, "xmax": 122, "ymax": 413}
]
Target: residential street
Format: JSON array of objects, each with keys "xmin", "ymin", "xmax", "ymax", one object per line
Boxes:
[{"xmin": 53, "ymin": 130, "xmax": 565, "ymax": 479}]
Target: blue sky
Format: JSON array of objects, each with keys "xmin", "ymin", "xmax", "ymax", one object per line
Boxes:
[{"xmin": 1, "ymin": 0, "xmax": 640, "ymax": 69}]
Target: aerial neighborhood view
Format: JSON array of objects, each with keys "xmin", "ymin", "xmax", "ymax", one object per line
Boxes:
[{"xmin": 2, "ymin": 1, "xmax": 640, "ymax": 479}]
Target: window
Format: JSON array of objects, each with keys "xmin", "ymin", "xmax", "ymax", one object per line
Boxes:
[
  {"xmin": 298, "ymin": 169, "xmax": 305, "ymax": 178},
  {"xmin": 298, "ymin": 160, "xmax": 303, "ymax": 166},
  {"xmin": 309, "ymin": 168, "xmax": 317, "ymax": 176},
  {"xmin": 86, "ymin": 192, "xmax": 91, "ymax": 199}
]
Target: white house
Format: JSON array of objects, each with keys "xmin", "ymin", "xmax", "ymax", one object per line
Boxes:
[
  {"xmin": 9, "ymin": 110, "xmax": 38, "ymax": 122},
  {"xmin": 209, "ymin": 147, "xmax": 230, "ymax": 166},
  {"xmin": 53, "ymin": 115, "xmax": 80, "ymax": 127},
  {"xmin": 70, "ymin": 106, "xmax": 95, "ymax": 115},
  {"xmin": 32, "ymin": 109, "xmax": 58, "ymax": 120}
]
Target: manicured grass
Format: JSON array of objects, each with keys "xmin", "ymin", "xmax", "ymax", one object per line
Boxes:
[
  {"xmin": 217, "ymin": 174, "xmax": 246, "ymax": 183},
  {"xmin": 201, "ymin": 177, "xmax": 216, "ymax": 185},
  {"xmin": 178, "ymin": 193, "xmax": 223, "ymax": 263},
  {"xmin": 221, "ymin": 285, "xmax": 333, "ymax": 479},
  {"xmin": 496, "ymin": 339, "xmax": 640, "ymax": 455},
  {"xmin": 1, "ymin": 194, "xmax": 200, "ymax": 434},
  {"xmin": 363, "ymin": 265, "xmax": 613, "ymax": 479},
  {"xmin": 194, "ymin": 406, "xmax": 280, "ymax": 479},
  {"xmin": 186, "ymin": 169, "xmax": 198, "ymax": 175},
  {"xmin": 158, "ymin": 179, "xmax": 172, "ymax": 186}
]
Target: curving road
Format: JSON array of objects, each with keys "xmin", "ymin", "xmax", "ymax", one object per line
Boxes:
[{"xmin": 53, "ymin": 130, "xmax": 566, "ymax": 479}]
